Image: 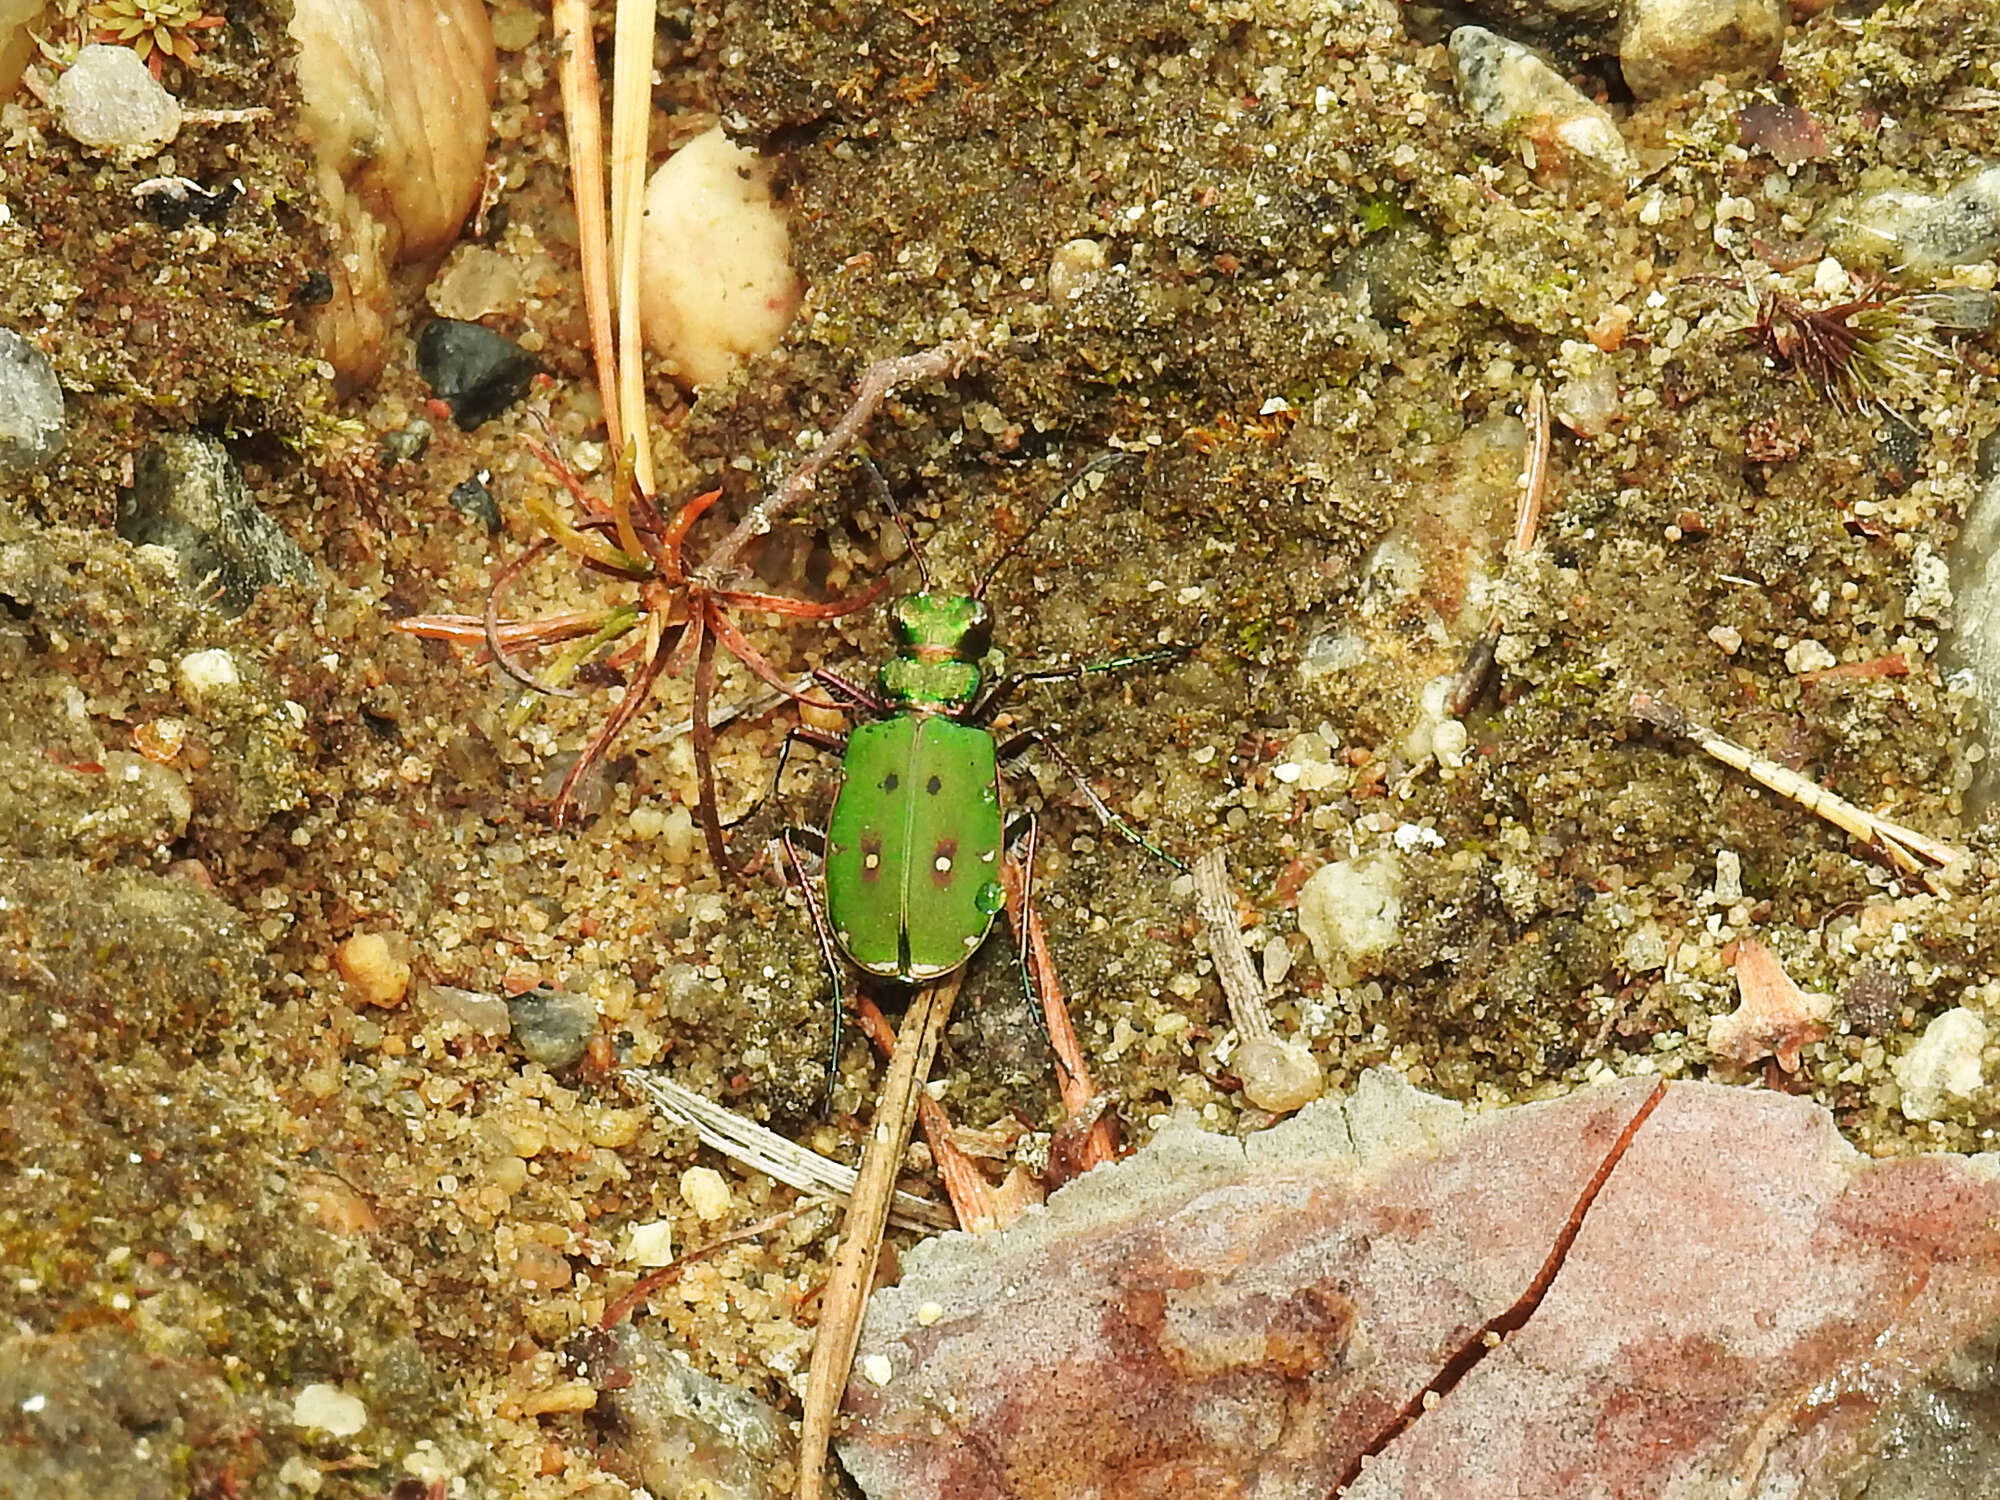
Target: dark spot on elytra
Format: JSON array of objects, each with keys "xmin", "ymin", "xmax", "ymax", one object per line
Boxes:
[
  {"xmin": 881, "ymin": 772, "xmax": 900, "ymax": 792},
  {"xmin": 926, "ymin": 774, "xmax": 943, "ymax": 795}
]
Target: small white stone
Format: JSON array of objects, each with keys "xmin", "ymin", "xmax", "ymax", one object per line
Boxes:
[
  {"xmin": 625, "ymin": 1220, "xmax": 675, "ymax": 1267},
  {"xmin": 861, "ymin": 1353, "xmax": 894, "ymax": 1386},
  {"xmin": 292, "ymin": 1383, "xmax": 367, "ymax": 1437},
  {"xmin": 176, "ymin": 648, "xmax": 241, "ymax": 711},
  {"xmin": 916, "ymin": 1300, "xmax": 945, "ymax": 1327},
  {"xmin": 1783, "ymin": 639, "xmax": 1836, "ymax": 675},
  {"xmin": 1894, "ymin": 1008, "xmax": 1987, "ymax": 1122},
  {"xmin": 679, "ymin": 1166, "xmax": 733, "ymax": 1222},
  {"xmin": 50, "ymin": 45, "xmax": 182, "ymax": 158},
  {"xmin": 1296, "ymin": 855, "xmax": 1402, "ymax": 984},
  {"xmin": 1707, "ymin": 625, "xmax": 1742, "ymax": 655},
  {"xmin": 639, "ymin": 127, "xmax": 800, "ymax": 389}
]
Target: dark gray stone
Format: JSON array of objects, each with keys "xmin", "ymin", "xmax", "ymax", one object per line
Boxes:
[
  {"xmin": 416, "ymin": 320, "xmax": 539, "ymax": 431},
  {"xmin": 506, "ymin": 985, "xmax": 596, "ymax": 1069},
  {"xmin": 115, "ymin": 434, "xmax": 314, "ymax": 616}
]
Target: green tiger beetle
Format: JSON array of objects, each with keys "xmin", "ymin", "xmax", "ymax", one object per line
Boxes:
[{"xmin": 772, "ymin": 453, "xmax": 1188, "ymax": 1098}]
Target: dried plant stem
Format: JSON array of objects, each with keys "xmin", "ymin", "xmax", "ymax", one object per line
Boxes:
[
  {"xmin": 552, "ymin": 0, "xmax": 620, "ymax": 469},
  {"xmin": 998, "ymin": 854, "xmax": 1118, "ymax": 1172},
  {"xmin": 1630, "ymin": 691, "xmax": 1965, "ymax": 879},
  {"xmin": 1448, "ymin": 381, "xmax": 1551, "ymax": 717},
  {"xmin": 609, "ymin": 0, "xmax": 657, "ymax": 497},
  {"xmin": 796, "ymin": 973, "xmax": 962, "ymax": 1500},
  {"xmin": 708, "ymin": 341, "xmax": 978, "ymax": 577},
  {"xmin": 1192, "ymin": 848, "xmax": 1275, "ymax": 1045},
  {"xmin": 621, "ymin": 1070, "xmax": 953, "ymax": 1232},
  {"xmin": 853, "ymin": 996, "xmax": 997, "ymax": 1232}
]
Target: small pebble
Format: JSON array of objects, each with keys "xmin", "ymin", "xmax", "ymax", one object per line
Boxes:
[
  {"xmin": 679, "ymin": 1166, "xmax": 732, "ymax": 1222},
  {"xmin": 637, "ymin": 127, "xmax": 800, "ymax": 389},
  {"xmin": 0, "ymin": 328, "xmax": 66, "ymax": 475},
  {"xmin": 50, "ymin": 44, "xmax": 181, "ymax": 157},
  {"xmin": 416, "ymin": 319, "xmax": 539, "ymax": 430},
  {"xmin": 448, "ymin": 472, "xmax": 502, "ymax": 532},
  {"xmin": 1618, "ymin": 0, "xmax": 1786, "ymax": 101},
  {"xmin": 1449, "ymin": 28, "xmax": 1632, "ymax": 182},
  {"xmin": 1893, "ymin": 1008, "xmax": 1987, "ymax": 1122},
  {"xmin": 175, "ymin": 648, "xmax": 241, "ymax": 712},
  {"xmin": 335, "ymin": 932, "xmax": 412, "ymax": 1008},
  {"xmin": 118, "ymin": 434, "xmax": 315, "ymax": 617},
  {"xmin": 626, "ymin": 1220, "xmax": 675, "ymax": 1267},
  {"xmin": 862, "ymin": 1353, "xmax": 895, "ymax": 1387},
  {"xmin": 1235, "ymin": 1037, "xmax": 1324, "ymax": 1114},
  {"xmin": 292, "ymin": 1383, "xmax": 367, "ymax": 1437},
  {"xmin": 506, "ymin": 985, "xmax": 596, "ymax": 1069},
  {"xmin": 1837, "ymin": 167, "xmax": 2000, "ymax": 271}
]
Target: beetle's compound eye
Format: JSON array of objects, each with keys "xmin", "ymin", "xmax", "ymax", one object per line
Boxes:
[{"xmin": 957, "ymin": 598, "xmax": 993, "ymax": 662}]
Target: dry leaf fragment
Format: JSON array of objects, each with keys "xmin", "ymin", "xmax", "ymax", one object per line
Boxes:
[{"xmin": 1712, "ymin": 937, "xmax": 1832, "ymax": 1072}]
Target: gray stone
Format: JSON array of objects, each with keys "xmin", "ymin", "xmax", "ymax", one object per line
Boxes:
[
  {"xmin": 115, "ymin": 434, "xmax": 314, "ymax": 616},
  {"xmin": 49, "ymin": 44, "xmax": 181, "ymax": 158},
  {"xmin": 0, "ymin": 328, "xmax": 65, "ymax": 476},
  {"xmin": 1618, "ymin": 0, "xmax": 1787, "ymax": 101},
  {"xmin": 579, "ymin": 1325, "xmax": 788, "ymax": 1500},
  {"xmin": 1839, "ymin": 166, "xmax": 2000, "ymax": 272},
  {"xmin": 506, "ymin": 985, "xmax": 596, "ymax": 1069},
  {"xmin": 1449, "ymin": 27, "xmax": 1633, "ymax": 180}
]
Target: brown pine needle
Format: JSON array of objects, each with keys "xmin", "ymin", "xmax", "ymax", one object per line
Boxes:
[{"xmin": 1630, "ymin": 690, "xmax": 1965, "ymax": 881}]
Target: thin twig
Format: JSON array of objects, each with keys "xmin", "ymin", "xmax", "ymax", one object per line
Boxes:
[
  {"xmin": 706, "ymin": 341, "xmax": 979, "ymax": 579},
  {"xmin": 1448, "ymin": 382, "xmax": 1551, "ymax": 717},
  {"xmin": 621, "ymin": 1071, "xmax": 953, "ymax": 1232},
  {"xmin": 796, "ymin": 973, "xmax": 963, "ymax": 1500},
  {"xmin": 1191, "ymin": 848, "xmax": 1274, "ymax": 1044},
  {"xmin": 1630, "ymin": 690, "xmax": 1965, "ymax": 880}
]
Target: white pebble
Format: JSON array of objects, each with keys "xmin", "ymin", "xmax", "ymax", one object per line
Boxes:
[
  {"xmin": 639, "ymin": 127, "xmax": 800, "ymax": 388},
  {"xmin": 292, "ymin": 1383, "xmax": 367, "ymax": 1437},
  {"xmin": 625, "ymin": 1220, "xmax": 675, "ymax": 1267},
  {"xmin": 679, "ymin": 1165, "xmax": 733, "ymax": 1221},
  {"xmin": 1894, "ymin": 1008, "xmax": 1987, "ymax": 1122},
  {"xmin": 861, "ymin": 1353, "xmax": 894, "ymax": 1386},
  {"xmin": 51, "ymin": 45, "xmax": 182, "ymax": 158}
]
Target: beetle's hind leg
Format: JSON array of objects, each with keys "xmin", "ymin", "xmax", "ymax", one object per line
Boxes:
[{"xmin": 781, "ymin": 826, "xmax": 849, "ymax": 1113}]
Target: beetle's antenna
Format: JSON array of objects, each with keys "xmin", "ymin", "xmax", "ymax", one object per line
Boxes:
[
  {"xmin": 974, "ymin": 450, "xmax": 1131, "ymax": 601},
  {"xmin": 858, "ymin": 456, "xmax": 931, "ymax": 592}
]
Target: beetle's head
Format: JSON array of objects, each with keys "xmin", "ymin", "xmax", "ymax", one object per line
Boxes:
[{"xmin": 890, "ymin": 592, "xmax": 992, "ymax": 663}]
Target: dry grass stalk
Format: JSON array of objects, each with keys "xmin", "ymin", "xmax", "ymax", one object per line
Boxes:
[
  {"xmin": 796, "ymin": 972, "xmax": 963, "ymax": 1500},
  {"xmin": 1630, "ymin": 690, "xmax": 1965, "ymax": 881},
  {"xmin": 621, "ymin": 1070, "xmax": 953, "ymax": 1232}
]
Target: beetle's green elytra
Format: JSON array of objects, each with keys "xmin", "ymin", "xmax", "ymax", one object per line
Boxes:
[{"xmin": 824, "ymin": 708, "xmax": 1005, "ymax": 982}]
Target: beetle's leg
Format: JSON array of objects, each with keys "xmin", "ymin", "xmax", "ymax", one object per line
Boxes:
[
  {"xmin": 999, "ymin": 812, "xmax": 1068, "ymax": 1076},
  {"xmin": 997, "ymin": 727, "xmax": 1187, "ymax": 873},
  {"xmin": 813, "ymin": 665, "xmax": 892, "ymax": 716},
  {"xmin": 781, "ymin": 826, "xmax": 847, "ymax": 1113},
  {"xmin": 723, "ymin": 724, "xmax": 846, "ymax": 832},
  {"xmin": 970, "ymin": 644, "xmax": 1187, "ymax": 723}
]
